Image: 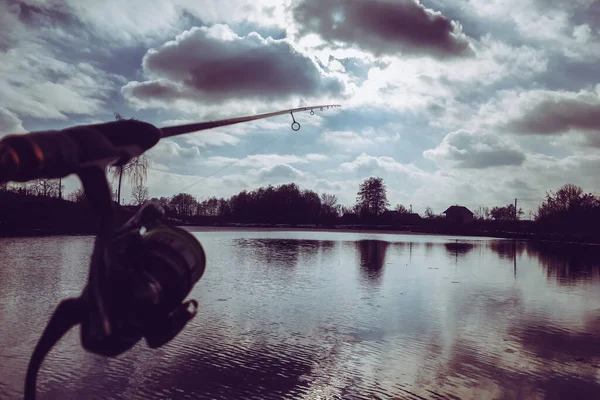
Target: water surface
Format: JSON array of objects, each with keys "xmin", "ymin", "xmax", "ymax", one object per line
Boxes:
[{"xmin": 1, "ymin": 229, "xmax": 600, "ymax": 399}]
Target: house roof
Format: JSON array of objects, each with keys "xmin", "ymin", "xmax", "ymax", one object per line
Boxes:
[{"xmin": 443, "ymin": 205, "xmax": 473, "ymax": 215}]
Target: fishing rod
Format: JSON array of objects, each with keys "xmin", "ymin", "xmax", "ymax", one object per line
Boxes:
[
  {"xmin": 0, "ymin": 104, "xmax": 341, "ymax": 399},
  {"xmin": 0, "ymin": 104, "xmax": 341, "ymax": 184}
]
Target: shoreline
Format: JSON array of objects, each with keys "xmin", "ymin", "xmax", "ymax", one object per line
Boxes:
[{"xmin": 3, "ymin": 223, "xmax": 596, "ymax": 246}]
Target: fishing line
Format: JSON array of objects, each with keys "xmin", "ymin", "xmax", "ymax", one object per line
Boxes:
[
  {"xmin": 174, "ymin": 132, "xmax": 284, "ymax": 194},
  {"xmin": 168, "ymin": 106, "xmax": 340, "ymax": 194}
]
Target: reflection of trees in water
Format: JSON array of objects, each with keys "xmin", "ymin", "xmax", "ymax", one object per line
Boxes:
[
  {"xmin": 419, "ymin": 285, "xmax": 600, "ymax": 399},
  {"xmin": 234, "ymin": 239, "xmax": 335, "ymax": 269},
  {"xmin": 356, "ymin": 240, "xmax": 389, "ymax": 284},
  {"xmin": 526, "ymin": 242, "xmax": 600, "ymax": 284},
  {"xmin": 424, "ymin": 242, "xmax": 435, "ymax": 256},
  {"xmin": 431, "ymin": 335, "xmax": 600, "ymax": 399},
  {"xmin": 444, "ymin": 242, "xmax": 475, "ymax": 258},
  {"xmin": 488, "ymin": 241, "xmax": 527, "ymax": 260},
  {"xmin": 318, "ymin": 240, "xmax": 337, "ymax": 259}
]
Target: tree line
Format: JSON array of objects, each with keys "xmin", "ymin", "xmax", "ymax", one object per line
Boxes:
[{"xmin": 2, "ymin": 172, "xmax": 598, "ymax": 228}]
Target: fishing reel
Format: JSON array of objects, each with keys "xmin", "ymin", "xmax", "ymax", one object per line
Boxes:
[
  {"xmin": 3, "ymin": 122, "xmax": 208, "ymax": 400},
  {"xmin": 80, "ymin": 201, "xmax": 206, "ymax": 356},
  {"xmin": 24, "ymin": 170, "xmax": 206, "ymax": 399}
]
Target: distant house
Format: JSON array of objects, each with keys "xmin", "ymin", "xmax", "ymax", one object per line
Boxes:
[
  {"xmin": 382, "ymin": 210, "xmax": 422, "ymax": 225},
  {"xmin": 443, "ymin": 205, "xmax": 474, "ymax": 224}
]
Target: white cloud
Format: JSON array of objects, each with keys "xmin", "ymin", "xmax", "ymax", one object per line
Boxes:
[
  {"xmin": 424, "ymin": 129, "xmax": 526, "ymax": 168},
  {"xmin": 203, "ymin": 154, "xmax": 319, "ymax": 169},
  {"xmin": 0, "ymin": 43, "xmax": 124, "ymax": 120},
  {"xmin": 321, "ymin": 131, "xmax": 376, "ymax": 148},
  {"xmin": 341, "ymin": 35, "xmax": 547, "ymax": 120},
  {"xmin": 148, "ymin": 140, "xmax": 202, "ymax": 160},
  {"xmin": 256, "ymin": 163, "xmax": 306, "ymax": 181},
  {"xmin": 0, "ymin": 108, "xmax": 26, "ymax": 136},
  {"xmin": 338, "ymin": 153, "xmax": 426, "ymax": 177},
  {"xmin": 321, "ymin": 127, "xmax": 401, "ymax": 150},
  {"xmin": 314, "ymin": 179, "xmax": 342, "ymax": 191},
  {"xmin": 305, "ymin": 153, "xmax": 329, "ymax": 161},
  {"xmin": 145, "ymin": 168, "xmax": 249, "ymax": 199},
  {"xmin": 465, "ymin": 0, "xmax": 600, "ymax": 60},
  {"xmin": 32, "ymin": 0, "xmax": 288, "ymax": 47},
  {"xmin": 182, "ymin": 131, "xmax": 240, "ymax": 147},
  {"xmin": 573, "ymin": 24, "xmax": 592, "ymax": 43}
]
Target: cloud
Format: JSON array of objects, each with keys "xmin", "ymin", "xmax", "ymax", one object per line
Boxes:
[
  {"xmin": 504, "ymin": 89, "xmax": 600, "ymax": 136},
  {"xmin": 0, "ymin": 108, "xmax": 26, "ymax": 136},
  {"xmin": 0, "ymin": 43, "xmax": 124, "ymax": 120},
  {"xmin": 321, "ymin": 128, "xmax": 400, "ymax": 150},
  {"xmin": 424, "ymin": 129, "xmax": 526, "ymax": 168},
  {"xmin": 122, "ymin": 24, "xmax": 345, "ymax": 108},
  {"xmin": 464, "ymin": 0, "xmax": 600, "ymax": 60},
  {"xmin": 321, "ymin": 131, "xmax": 375, "ymax": 148},
  {"xmin": 314, "ymin": 179, "xmax": 342, "ymax": 191},
  {"xmin": 2, "ymin": 0, "xmax": 287, "ymax": 50},
  {"xmin": 0, "ymin": 0, "xmax": 82, "ymax": 51},
  {"xmin": 257, "ymin": 163, "xmax": 306, "ymax": 181},
  {"xmin": 472, "ymin": 88, "xmax": 600, "ymax": 148},
  {"xmin": 203, "ymin": 154, "xmax": 315, "ymax": 169},
  {"xmin": 292, "ymin": 0, "xmax": 472, "ymax": 58},
  {"xmin": 305, "ymin": 153, "xmax": 329, "ymax": 161},
  {"xmin": 182, "ymin": 131, "xmax": 240, "ymax": 147},
  {"xmin": 338, "ymin": 153, "xmax": 425, "ymax": 176},
  {"xmin": 340, "ymin": 36, "xmax": 547, "ymax": 119},
  {"xmin": 147, "ymin": 140, "xmax": 202, "ymax": 161}
]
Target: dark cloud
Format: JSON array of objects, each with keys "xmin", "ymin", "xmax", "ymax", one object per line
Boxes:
[
  {"xmin": 293, "ymin": 0, "xmax": 472, "ymax": 58},
  {"xmin": 14, "ymin": 1, "xmax": 76, "ymax": 26},
  {"xmin": 506, "ymin": 97, "xmax": 600, "ymax": 135},
  {"xmin": 504, "ymin": 91, "xmax": 600, "ymax": 148},
  {"xmin": 424, "ymin": 129, "xmax": 526, "ymax": 168},
  {"xmin": 122, "ymin": 25, "xmax": 344, "ymax": 106},
  {"xmin": 0, "ymin": 1, "xmax": 82, "ymax": 51}
]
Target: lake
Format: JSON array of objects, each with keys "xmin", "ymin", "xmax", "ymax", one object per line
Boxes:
[{"xmin": 1, "ymin": 229, "xmax": 600, "ymax": 399}]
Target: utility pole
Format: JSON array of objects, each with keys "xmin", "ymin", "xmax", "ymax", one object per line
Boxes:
[
  {"xmin": 58, "ymin": 177, "xmax": 62, "ymax": 200},
  {"xmin": 410, "ymin": 204, "xmax": 412, "ymax": 213},
  {"xmin": 514, "ymin": 198, "xmax": 518, "ymax": 221}
]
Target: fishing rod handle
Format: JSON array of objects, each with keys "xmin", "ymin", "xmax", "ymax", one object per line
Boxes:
[{"xmin": 0, "ymin": 120, "xmax": 161, "ymax": 183}]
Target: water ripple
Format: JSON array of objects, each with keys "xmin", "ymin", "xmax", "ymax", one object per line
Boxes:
[{"xmin": 1, "ymin": 233, "xmax": 600, "ymax": 399}]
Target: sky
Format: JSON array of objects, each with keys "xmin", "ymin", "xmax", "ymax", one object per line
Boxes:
[{"xmin": 1, "ymin": 0, "xmax": 599, "ymax": 215}]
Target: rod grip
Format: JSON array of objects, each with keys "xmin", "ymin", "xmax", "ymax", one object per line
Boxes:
[{"xmin": 0, "ymin": 120, "xmax": 161, "ymax": 183}]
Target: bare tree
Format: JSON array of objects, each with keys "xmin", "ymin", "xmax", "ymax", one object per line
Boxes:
[
  {"xmin": 320, "ymin": 193, "xmax": 338, "ymax": 208},
  {"xmin": 110, "ymin": 113, "xmax": 149, "ymax": 204},
  {"xmin": 424, "ymin": 206, "xmax": 435, "ymax": 219},
  {"xmin": 474, "ymin": 206, "xmax": 491, "ymax": 220},
  {"xmin": 395, "ymin": 204, "xmax": 409, "ymax": 214},
  {"xmin": 491, "ymin": 204, "xmax": 524, "ymax": 221},
  {"xmin": 68, "ymin": 188, "xmax": 87, "ymax": 203},
  {"xmin": 170, "ymin": 193, "xmax": 197, "ymax": 218},
  {"xmin": 320, "ymin": 193, "xmax": 340, "ymax": 218},
  {"xmin": 131, "ymin": 183, "xmax": 149, "ymax": 206},
  {"xmin": 29, "ymin": 179, "xmax": 60, "ymax": 197}
]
